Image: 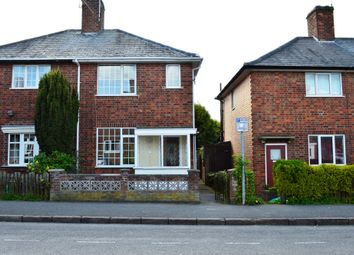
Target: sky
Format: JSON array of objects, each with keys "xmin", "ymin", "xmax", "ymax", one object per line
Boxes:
[{"xmin": 1, "ymin": 0, "xmax": 354, "ymax": 120}]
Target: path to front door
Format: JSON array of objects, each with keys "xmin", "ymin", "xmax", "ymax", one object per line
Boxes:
[{"xmin": 265, "ymin": 144, "xmax": 287, "ymax": 186}]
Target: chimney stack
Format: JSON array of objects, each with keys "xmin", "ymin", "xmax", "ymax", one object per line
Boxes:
[
  {"xmin": 306, "ymin": 6, "xmax": 335, "ymax": 41},
  {"xmin": 82, "ymin": 0, "xmax": 105, "ymax": 33}
]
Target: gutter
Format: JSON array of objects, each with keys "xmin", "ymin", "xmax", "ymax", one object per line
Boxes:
[{"xmin": 73, "ymin": 59, "xmax": 81, "ymax": 173}]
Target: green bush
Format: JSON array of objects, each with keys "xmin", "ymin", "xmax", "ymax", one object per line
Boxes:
[
  {"xmin": 232, "ymin": 155, "xmax": 263, "ymax": 205},
  {"xmin": 27, "ymin": 151, "xmax": 76, "ymax": 174},
  {"xmin": 273, "ymin": 160, "xmax": 354, "ymax": 204},
  {"xmin": 213, "ymin": 171, "xmax": 229, "ymax": 202}
]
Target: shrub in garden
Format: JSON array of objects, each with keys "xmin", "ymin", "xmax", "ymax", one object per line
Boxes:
[
  {"xmin": 35, "ymin": 70, "xmax": 79, "ymax": 155},
  {"xmin": 232, "ymin": 155, "xmax": 263, "ymax": 205},
  {"xmin": 27, "ymin": 151, "xmax": 76, "ymax": 174},
  {"xmin": 273, "ymin": 160, "xmax": 354, "ymax": 204}
]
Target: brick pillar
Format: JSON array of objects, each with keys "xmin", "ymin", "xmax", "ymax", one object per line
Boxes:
[
  {"xmin": 120, "ymin": 169, "xmax": 130, "ymax": 200},
  {"xmin": 48, "ymin": 169, "xmax": 66, "ymax": 200},
  {"xmin": 188, "ymin": 169, "xmax": 200, "ymax": 191},
  {"xmin": 227, "ymin": 169, "xmax": 236, "ymax": 203}
]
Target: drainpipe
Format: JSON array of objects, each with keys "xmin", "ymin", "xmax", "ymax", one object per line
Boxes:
[
  {"xmin": 192, "ymin": 66, "xmax": 200, "ymax": 170},
  {"xmin": 73, "ymin": 59, "xmax": 81, "ymax": 173}
]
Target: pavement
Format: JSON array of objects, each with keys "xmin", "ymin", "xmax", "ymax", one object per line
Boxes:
[{"xmin": 0, "ymin": 183, "xmax": 353, "ymax": 226}]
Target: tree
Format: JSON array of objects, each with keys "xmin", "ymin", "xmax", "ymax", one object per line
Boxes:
[
  {"xmin": 195, "ymin": 104, "xmax": 220, "ymax": 148},
  {"xmin": 35, "ymin": 70, "xmax": 79, "ymax": 155}
]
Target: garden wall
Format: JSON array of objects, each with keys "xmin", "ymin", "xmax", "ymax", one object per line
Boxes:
[{"xmin": 49, "ymin": 169, "xmax": 200, "ymax": 202}]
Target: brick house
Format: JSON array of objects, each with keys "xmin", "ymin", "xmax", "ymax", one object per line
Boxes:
[
  {"xmin": 0, "ymin": 0, "xmax": 202, "ymax": 176},
  {"xmin": 216, "ymin": 6, "xmax": 354, "ymax": 194}
]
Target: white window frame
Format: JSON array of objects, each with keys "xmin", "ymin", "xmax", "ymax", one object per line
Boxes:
[
  {"xmin": 11, "ymin": 65, "xmax": 51, "ymax": 89},
  {"xmin": 308, "ymin": 134, "xmax": 346, "ymax": 165},
  {"xmin": 305, "ymin": 72, "xmax": 343, "ymax": 97},
  {"xmin": 166, "ymin": 64, "xmax": 181, "ymax": 88},
  {"xmin": 7, "ymin": 133, "xmax": 39, "ymax": 167},
  {"xmin": 97, "ymin": 65, "xmax": 137, "ymax": 96},
  {"xmin": 96, "ymin": 128, "xmax": 135, "ymax": 168}
]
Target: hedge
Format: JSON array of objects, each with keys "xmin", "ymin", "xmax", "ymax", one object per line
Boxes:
[{"xmin": 273, "ymin": 160, "xmax": 354, "ymax": 203}]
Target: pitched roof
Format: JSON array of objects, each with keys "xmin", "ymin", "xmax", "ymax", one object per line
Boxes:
[
  {"xmin": 0, "ymin": 29, "xmax": 201, "ymax": 62},
  {"xmin": 217, "ymin": 37, "xmax": 354, "ymax": 99}
]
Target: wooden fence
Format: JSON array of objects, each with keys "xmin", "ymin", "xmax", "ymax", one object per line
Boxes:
[{"xmin": 0, "ymin": 171, "xmax": 50, "ymax": 200}]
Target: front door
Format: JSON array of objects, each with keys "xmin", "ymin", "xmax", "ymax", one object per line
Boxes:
[{"xmin": 265, "ymin": 144, "xmax": 287, "ymax": 186}]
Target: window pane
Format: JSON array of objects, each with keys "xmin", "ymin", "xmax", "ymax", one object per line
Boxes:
[
  {"xmin": 309, "ymin": 136, "xmax": 319, "ymax": 165},
  {"xmin": 97, "ymin": 128, "xmax": 121, "ymax": 166},
  {"xmin": 317, "ymin": 74, "xmax": 330, "ymax": 95},
  {"xmin": 305, "ymin": 73, "xmax": 315, "ymax": 95},
  {"xmin": 9, "ymin": 143, "xmax": 20, "ymax": 164},
  {"xmin": 13, "ymin": 66, "xmax": 25, "ymax": 88},
  {"xmin": 179, "ymin": 136, "xmax": 188, "ymax": 167},
  {"xmin": 39, "ymin": 65, "xmax": 50, "ymax": 80},
  {"xmin": 330, "ymin": 73, "xmax": 342, "ymax": 95},
  {"xmin": 138, "ymin": 136, "xmax": 161, "ymax": 167},
  {"xmin": 321, "ymin": 136, "xmax": 333, "ymax": 164},
  {"xmin": 98, "ymin": 66, "xmax": 125, "ymax": 95},
  {"xmin": 166, "ymin": 65, "xmax": 181, "ymax": 88},
  {"xmin": 123, "ymin": 65, "xmax": 136, "ymax": 94},
  {"xmin": 123, "ymin": 137, "xmax": 135, "ymax": 165},
  {"xmin": 335, "ymin": 136, "xmax": 345, "ymax": 164},
  {"xmin": 26, "ymin": 66, "xmax": 37, "ymax": 87},
  {"xmin": 163, "ymin": 137, "xmax": 180, "ymax": 166}
]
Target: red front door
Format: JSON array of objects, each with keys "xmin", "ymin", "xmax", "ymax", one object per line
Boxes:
[{"xmin": 265, "ymin": 144, "xmax": 287, "ymax": 186}]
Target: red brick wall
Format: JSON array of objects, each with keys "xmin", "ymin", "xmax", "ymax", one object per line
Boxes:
[
  {"xmin": 250, "ymin": 71, "xmax": 354, "ymax": 193},
  {"xmin": 0, "ymin": 62, "xmax": 194, "ymax": 173}
]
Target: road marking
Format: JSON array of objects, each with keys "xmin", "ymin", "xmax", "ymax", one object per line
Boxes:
[
  {"xmin": 294, "ymin": 241, "xmax": 326, "ymax": 245},
  {"xmin": 151, "ymin": 242, "xmax": 188, "ymax": 245},
  {"xmin": 4, "ymin": 239, "xmax": 40, "ymax": 242},
  {"xmin": 76, "ymin": 240, "xmax": 116, "ymax": 244},
  {"xmin": 225, "ymin": 242, "xmax": 261, "ymax": 245}
]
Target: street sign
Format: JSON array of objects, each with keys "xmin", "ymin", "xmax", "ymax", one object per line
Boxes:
[
  {"xmin": 236, "ymin": 117, "xmax": 248, "ymax": 132},
  {"xmin": 235, "ymin": 117, "xmax": 248, "ymax": 205}
]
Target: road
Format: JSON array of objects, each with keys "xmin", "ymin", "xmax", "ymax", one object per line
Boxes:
[{"xmin": 1, "ymin": 223, "xmax": 353, "ymax": 255}]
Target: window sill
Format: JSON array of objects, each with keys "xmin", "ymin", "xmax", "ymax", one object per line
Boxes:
[
  {"xmin": 309, "ymin": 163, "xmax": 346, "ymax": 166},
  {"xmin": 95, "ymin": 165, "xmax": 135, "ymax": 168},
  {"xmin": 3, "ymin": 165, "xmax": 27, "ymax": 168},
  {"xmin": 96, "ymin": 94, "xmax": 137, "ymax": 97},
  {"xmin": 305, "ymin": 95, "xmax": 345, "ymax": 98},
  {"xmin": 10, "ymin": 87, "xmax": 38, "ymax": 90},
  {"xmin": 165, "ymin": 86, "xmax": 183, "ymax": 90}
]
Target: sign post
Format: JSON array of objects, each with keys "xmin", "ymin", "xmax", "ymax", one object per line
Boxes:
[{"xmin": 236, "ymin": 117, "xmax": 248, "ymax": 205}]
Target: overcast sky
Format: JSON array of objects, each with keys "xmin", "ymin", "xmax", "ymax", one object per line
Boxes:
[{"xmin": 1, "ymin": 0, "xmax": 354, "ymax": 120}]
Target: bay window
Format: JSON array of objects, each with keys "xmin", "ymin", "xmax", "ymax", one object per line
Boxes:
[
  {"xmin": 138, "ymin": 135, "xmax": 189, "ymax": 168},
  {"xmin": 308, "ymin": 135, "xmax": 346, "ymax": 165}
]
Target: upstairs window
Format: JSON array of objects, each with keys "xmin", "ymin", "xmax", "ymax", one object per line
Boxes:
[
  {"xmin": 166, "ymin": 64, "xmax": 181, "ymax": 88},
  {"xmin": 97, "ymin": 65, "xmax": 136, "ymax": 96},
  {"xmin": 305, "ymin": 72, "xmax": 342, "ymax": 96},
  {"xmin": 12, "ymin": 65, "xmax": 51, "ymax": 89}
]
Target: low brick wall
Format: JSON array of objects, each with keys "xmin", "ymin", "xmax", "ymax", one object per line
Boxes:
[{"xmin": 49, "ymin": 169, "xmax": 200, "ymax": 202}]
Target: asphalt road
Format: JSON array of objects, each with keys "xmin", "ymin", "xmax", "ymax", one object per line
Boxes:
[{"xmin": 1, "ymin": 223, "xmax": 354, "ymax": 255}]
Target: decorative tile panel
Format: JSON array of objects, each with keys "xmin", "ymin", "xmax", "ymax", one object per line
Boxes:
[
  {"xmin": 178, "ymin": 181, "xmax": 188, "ymax": 191},
  {"xmin": 169, "ymin": 181, "xmax": 178, "ymax": 191},
  {"xmin": 60, "ymin": 181, "xmax": 121, "ymax": 192},
  {"xmin": 128, "ymin": 181, "xmax": 135, "ymax": 191},
  {"xmin": 148, "ymin": 181, "xmax": 158, "ymax": 191}
]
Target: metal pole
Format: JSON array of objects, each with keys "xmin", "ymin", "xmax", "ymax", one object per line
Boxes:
[{"xmin": 241, "ymin": 131, "xmax": 246, "ymax": 205}]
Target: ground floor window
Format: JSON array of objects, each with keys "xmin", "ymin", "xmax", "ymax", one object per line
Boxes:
[
  {"xmin": 138, "ymin": 135, "xmax": 188, "ymax": 168},
  {"xmin": 8, "ymin": 133, "xmax": 39, "ymax": 166},
  {"xmin": 96, "ymin": 128, "xmax": 135, "ymax": 167},
  {"xmin": 308, "ymin": 135, "xmax": 345, "ymax": 165}
]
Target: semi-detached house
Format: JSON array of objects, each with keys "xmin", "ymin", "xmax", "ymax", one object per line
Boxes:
[
  {"xmin": 0, "ymin": 0, "xmax": 202, "ymax": 176},
  {"xmin": 217, "ymin": 6, "xmax": 354, "ymax": 194}
]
